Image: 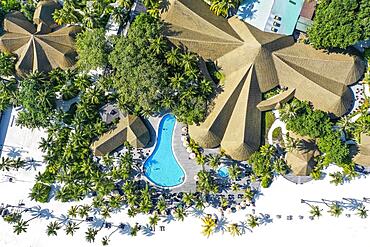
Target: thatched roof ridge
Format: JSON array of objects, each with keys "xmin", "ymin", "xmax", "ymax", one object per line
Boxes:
[
  {"xmin": 0, "ymin": 1, "xmax": 80, "ymax": 74},
  {"xmin": 92, "ymin": 114, "xmax": 150, "ymax": 156},
  {"xmin": 257, "ymin": 88, "xmax": 295, "ymax": 111},
  {"xmin": 163, "ymin": 0, "xmax": 365, "ymax": 160}
]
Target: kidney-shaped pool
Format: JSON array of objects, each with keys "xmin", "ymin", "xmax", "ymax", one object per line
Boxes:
[{"xmin": 144, "ymin": 114, "xmax": 185, "ymax": 187}]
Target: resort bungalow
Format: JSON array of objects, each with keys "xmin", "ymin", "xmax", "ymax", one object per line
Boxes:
[
  {"xmin": 91, "ymin": 112, "xmax": 150, "ymax": 156},
  {"xmin": 352, "ymin": 133, "xmax": 370, "ymax": 167},
  {"xmin": 237, "ymin": 0, "xmax": 305, "ymax": 35},
  {"xmin": 161, "ymin": 0, "xmax": 365, "ymax": 161}
]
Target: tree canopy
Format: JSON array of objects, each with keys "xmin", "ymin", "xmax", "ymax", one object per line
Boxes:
[
  {"xmin": 308, "ymin": 0, "xmax": 370, "ymax": 49},
  {"xmin": 76, "ymin": 28, "xmax": 109, "ymax": 71}
]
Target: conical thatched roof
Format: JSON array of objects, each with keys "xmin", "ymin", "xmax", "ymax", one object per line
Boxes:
[
  {"xmin": 0, "ymin": 0, "xmax": 80, "ymax": 74},
  {"xmin": 92, "ymin": 113, "xmax": 150, "ymax": 156},
  {"xmin": 286, "ymin": 149, "xmax": 316, "ymax": 176},
  {"xmin": 162, "ymin": 0, "xmax": 365, "ymax": 160}
]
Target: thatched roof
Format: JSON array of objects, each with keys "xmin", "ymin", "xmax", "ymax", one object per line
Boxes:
[
  {"xmin": 0, "ymin": 0, "xmax": 80, "ymax": 74},
  {"xmin": 162, "ymin": 0, "xmax": 365, "ymax": 160},
  {"xmin": 285, "ymin": 133, "xmax": 319, "ymax": 176},
  {"xmin": 352, "ymin": 133, "xmax": 370, "ymax": 167},
  {"xmin": 257, "ymin": 88, "xmax": 295, "ymax": 111},
  {"xmin": 92, "ymin": 113, "xmax": 150, "ymax": 156}
]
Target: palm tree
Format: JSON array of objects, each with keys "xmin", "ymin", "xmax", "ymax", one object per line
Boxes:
[
  {"xmin": 111, "ymin": 7, "xmax": 129, "ymax": 26},
  {"xmin": 169, "ymin": 73, "xmax": 185, "ymax": 89},
  {"xmin": 67, "ymin": 205, "xmax": 79, "ymax": 218},
  {"xmin": 165, "ymin": 47, "xmax": 181, "ymax": 66},
  {"xmin": 356, "ymin": 205, "xmax": 368, "ymax": 219},
  {"xmin": 65, "ymin": 222, "xmax": 80, "ymax": 236},
  {"xmin": 46, "ymin": 221, "xmax": 61, "ymax": 236},
  {"xmin": 337, "ymin": 115, "xmax": 352, "ymax": 138},
  {"xmin": 328, "ymin": 203, "xmax": 343, "ymax": 217},
  {"xmin": 210, "ymin": 0, "xmax": 240, "ymax": 17},
  {"xmin": 155, "ymin": 196, "xmax": 167, "ymax": 215},
  {"xmin": 201, "ymin": 215, "xmax": 216, "ymax": 238},
  {"xmin": 246, "ymin": 214, "xmax": 259, "ymax": 228},
  {"xmin": 196, "ymin": 154, "xmax": 206, "ymax": 168},
  {"xmin": 85, "ymin": 228, "xmax": 98, "ymax": 243},
  {"xmin": 13, "ymin": 220, "xmax": 28, "ymax": 235},
  {"xmin": 181, "ymin": 52, "xmax": 197, "ymax": 71},
  {"xmin": 149, "ymin": 36, "xmax": 167, "ymax": 55},
  {"xmin": 206, "ymin": 154, "xmax": 221, "ymax": 169},
  {"xmin": 149, "ymin": 212, "xmax": 160, "ymax": 230},
  {"xmin": 228, "ymin": 163, "xmax": 241, "ymax": 181},
  {"xmin": 130, "ymin": 223, "xmax": 139, "ymax": 236},
  {"xmin": 199, "ymin": 79, "xmax": 214, "ymax": 96},
  {"xmin": 173, "ymin": 206, "xmax": 186, "ymax": 221},
  {"xmin": 182, "ymin": 193, "xmax": 194, "ymax": 207},
  {"xmin": 329, "ymin": 172, "xmax": 344, "ymax": 186},
  {"xmin": 101, "ymin": 236, "xmax": 110, "ymax": 246},
  {"xmin": 118, "ymin": 0, "xmax": 133, "ymax": 9},
  {"xmin": 309, "ymin": 205, "xmax": 322, "ymax": 219},
  {"xmin": 231, "ymin": 183, "xmax": 239, "ymax": 192},
  {"xmin": 100, "ymin": 206, "xmax": 111, "ymax": 219},
  {"xmin": 227, "ymin": 223, "xmax": 241, "ymax": 236}
]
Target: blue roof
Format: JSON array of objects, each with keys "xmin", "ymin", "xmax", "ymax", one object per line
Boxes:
[{"xmin": 237, "ymin": 0, "xmax": 305, "ymax": 35}]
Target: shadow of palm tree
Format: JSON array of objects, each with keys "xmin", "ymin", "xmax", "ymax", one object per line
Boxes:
[
  {"xmin": 214, "ymin": 216, "xmax": 228, "ymax": 233},
  {"xmin": 118, "ymin": 223, "xmax": 131, "ymax": 235},
  {"xmin": 30, "ymin": 206, "xmax": 54, "ymax": 220},
  {"xmin": 238, "ymin": 221, "xmax": 252, "ymax": 234},
  {"xmin": 141, "ymin": 224, "xmax": 154, "ymax": 236},
  {"xmin": 189, "ymin": 207, "xmax": 204, "ymax": 218},
  {"xmin": 163, "ymin": 214, "xmax": 175, "ymax": 224},
  {"xmin": 258, "ymin": 213, "xmax": 273, "ymax": 225},
  {"xmin": 88, "ymin": 217, "xmax": 105, "ymax": 228}
]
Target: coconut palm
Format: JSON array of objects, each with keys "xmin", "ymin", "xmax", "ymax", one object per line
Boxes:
[
  {"xmin": 228, "ymin": 163, "xmax": 241, "ymax": 181},
  {"xmin": 210, "ymin": 0, "xmax": 240, "ymax": 17},
  {"xmin": 155, "ymin": 196, "xmax": 167, "ymax": 215},
  {"xmin": 85, "ymin": 227, "xmax": 98, "ymax": 243},
  {"xmin": 169, "ymin": 73, "xmax": 185, "ymax": 89},
  {"xmin": 231, "ymin": 183, "xmax": 239, "ymax": 192},
  {"xmin": 149, "ymin": 212, "xmax": 160, "ymax": 230},
  {"xmin": 65, "ymin": 222, "xmax": 80, "ymax": 236},
  {"xmin": 46, "ymin": 221, "xmax": 61, "ymax": 236},
  {"xmin": 67, "ymin": 205, "xmax": 79, "ymax": 218},
  {"xmin": 309, "ymin": 205, "xmax": 322, "ymax": 219},
  {"xmin": 199, "ymin": 79, "xmax": 214, "ymax": 96},
  {"xmin": 182, "ymin": 192, "xmax": 194, "ymax": 207},
  {"xmin": 201, "ymin": 215, "xmax": 216, "ymax": 238},
  {"xmin": 219, "ymin": 196, "xmax": 229, "ymax": 209},
  {"xmin": 13, "ymin": 220, "xmax": 29, "ymax": 235},
  {"xmin": 194, "ymin": 196, "xmax": 206, "ymax": 210},
  {"xmin": 356, "ymin": 205, "xmax": 368, "ymax": 219},
  {"xmin": 329, "ymin": 172, "xmax": 344, "ymax": 186},
  {"xmin": 328, "ymin": 203, "xmax": 343, "ymax": 217},
  {"xmin": 246, "ymin": 214, "xmax": 259, "ymax": 228},
  {"xmin": 227, "ymin": 223, "xmax": 241, "ymax": 236},
  {"xmin": 173, "ymin": 206, "xmax": 186, "ymax": 221},
  {"xmin": 101, "ymin": 206, "xmax": 111, "ymax": 219},
  {"xmin": 206, "ymin": 154, "xmax": 221, "ymax": 169},
  {"xmin": 130, "ymin": 224, "xmax": 139, "ymax": 236}
]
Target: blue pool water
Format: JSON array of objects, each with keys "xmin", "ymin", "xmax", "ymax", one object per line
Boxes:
[
  {"xmin": 218, "ymin": 166, "xmax": 229, "ymax": 178},
  {"xmin": 144, "ymin": 114, "xmax": 185, "ymax": 187}
]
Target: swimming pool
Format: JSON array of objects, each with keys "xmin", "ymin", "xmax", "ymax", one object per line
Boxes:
[
  {"xmin": 144, "ymin": 114, "xmax": 185, "ymax": 187},
  {"xmin": 217, "ymin": 166, "xmax": 229, "ymax": 178}
]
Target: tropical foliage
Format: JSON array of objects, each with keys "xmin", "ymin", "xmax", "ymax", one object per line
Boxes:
[
  {"xmin": 307, "ymin": 0, "xmax": 370, "ymax": 49},
  {"xmin": 109, "ymin": 14, "xmax": 216, "ymax": 123}
]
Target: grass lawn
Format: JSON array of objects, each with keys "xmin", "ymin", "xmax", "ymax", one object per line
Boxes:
[{"xmin": 261, "ymin": 111, "xmax": 275, "ymax": 143}]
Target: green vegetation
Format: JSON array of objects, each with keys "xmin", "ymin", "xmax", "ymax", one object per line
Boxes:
[
  {"xmin": 209, "ymin": 0, "xmax": 241, "ymax": 17},
  {"xmin": 307, "ymin": 0, "xmax": 370, "ymax": 49},
  {"xmin": 279, "ymin": 99, "xmax": 352, "ymax": 173},
  {"xmin": 272, "ymin": 127, "xmax": 282, "ymax": 139},
  {"xmin": 30, "ymin": 182, "xmax": 51, "ymax": 203},
  {"xmin": 76, "ymin": 28, "xmax": 109, "ymax": 71},
  {"xmin": 109, "ymin": 14, "xmax": 216, "ymax": 124},
  {"xmin": 262, "ymin": 111, "xmax": 275, "ymax": 141},
  {"xmin": 248, "ymin": 144, "xmax": 289, "ymax": 188}
]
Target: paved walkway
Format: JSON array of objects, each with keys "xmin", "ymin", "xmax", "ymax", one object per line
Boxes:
[{"xmin": 172, "ymin": 121, "xmax": 200, "ymax": 193}]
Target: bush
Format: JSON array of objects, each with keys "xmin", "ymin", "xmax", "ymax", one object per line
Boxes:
[{"xmin": 272, "ymin": 127, "xmax": 282, "ymax": 139}]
